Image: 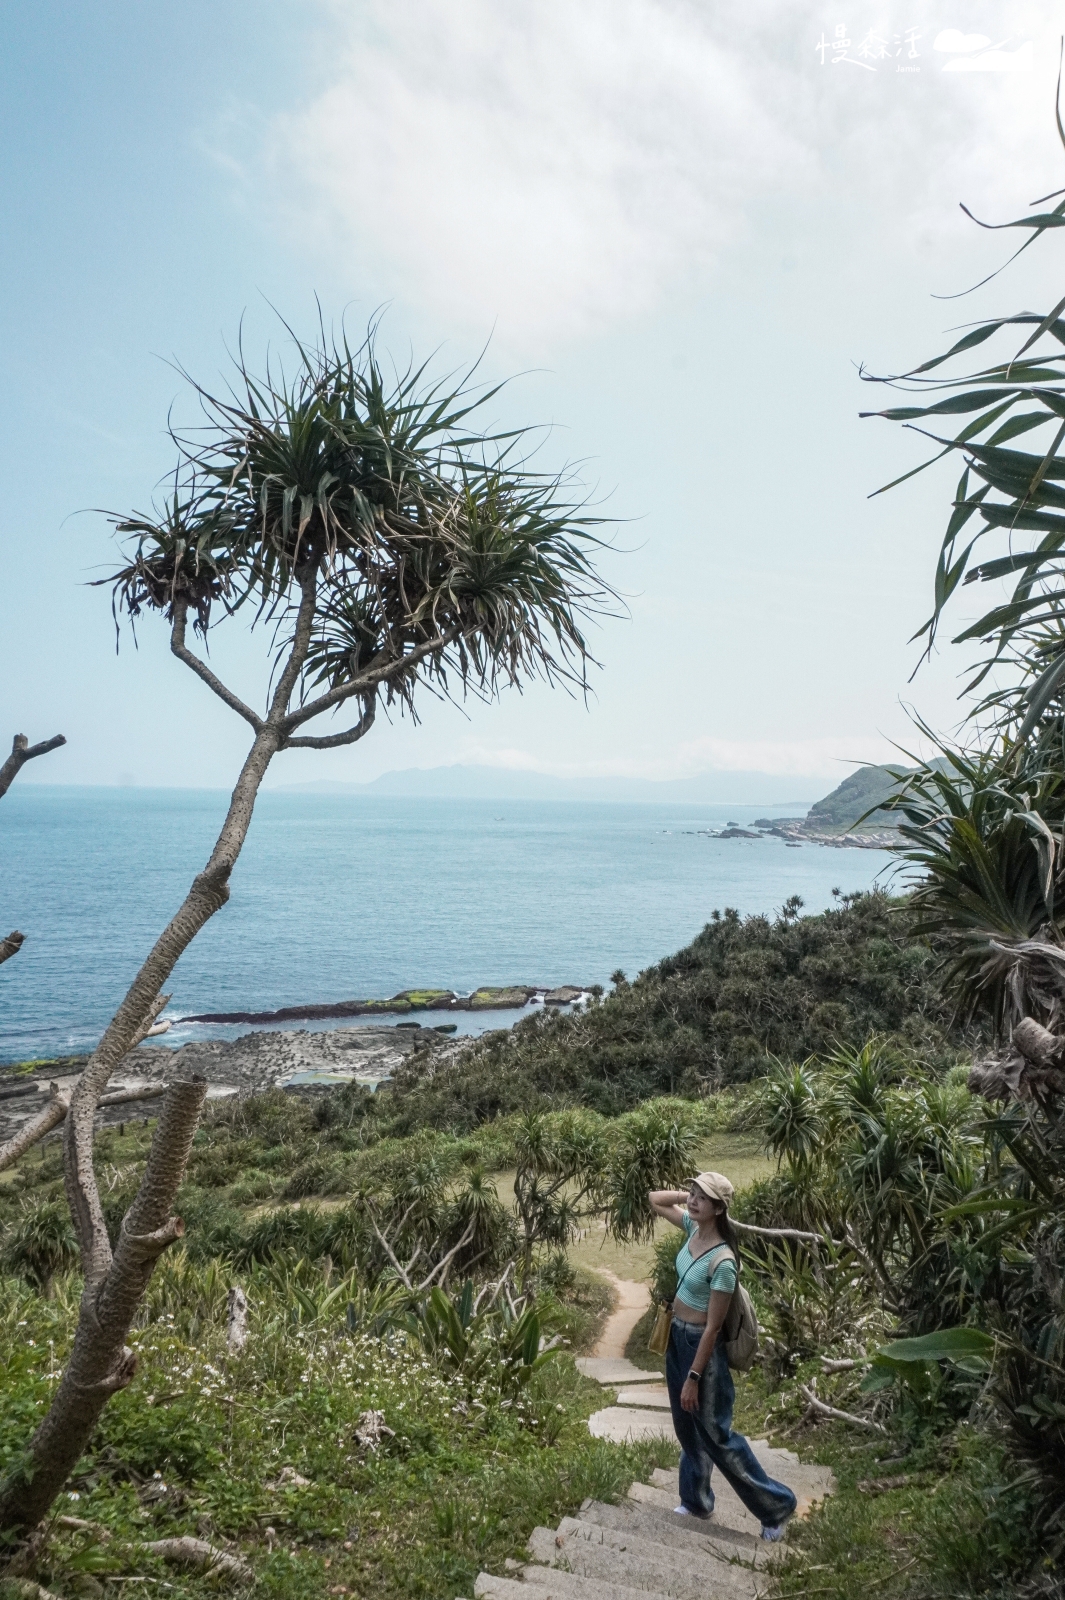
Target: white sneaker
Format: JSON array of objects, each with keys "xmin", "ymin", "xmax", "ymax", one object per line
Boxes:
[
  {"xmin": 674, "ymin": 1505, "xmax": 691, "ymax": 1516},
  {"xmin": 761, "ymin": 1523, "xmax": 786, "ymax": 1542}
]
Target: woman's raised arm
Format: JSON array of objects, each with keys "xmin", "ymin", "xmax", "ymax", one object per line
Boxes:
[{"xmin": 648, "ymin": 1188, "xmax": 690, "ymax": 1228}]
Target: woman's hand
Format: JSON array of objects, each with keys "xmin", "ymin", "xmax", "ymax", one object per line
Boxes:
[{"xmin": 680, "ymin": 1375, "xmax": 700, "ymax": 1413}]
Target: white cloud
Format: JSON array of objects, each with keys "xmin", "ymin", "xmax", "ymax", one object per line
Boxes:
[
  {"xmin": 258, "ymin": 1, "xmax": 1060, "ymax": 353},
  {"xmin": 265, "ymin": 0, "xmax": 813, "ymax": 348},
  {"xmin": 673, "ymin": 735, "xmax": 903, "ymax": 779}
]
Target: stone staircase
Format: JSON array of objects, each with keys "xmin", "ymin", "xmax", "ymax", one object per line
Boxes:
[
  {"xmin": 464, "ymin": 1357, "xmax": 835, "ymax": 1600},
  {"xmin": 466, "ymin": 1464, "xmax": 807, "ymax": 1599},
  {"xmin": 460, "ymin": 1278, "xmax": 834, "ymax": 1599}
]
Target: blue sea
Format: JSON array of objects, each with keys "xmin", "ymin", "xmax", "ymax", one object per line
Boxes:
[{"xmin": 0, "ymin": 788, "xmax": 898, "ymax": 1065}]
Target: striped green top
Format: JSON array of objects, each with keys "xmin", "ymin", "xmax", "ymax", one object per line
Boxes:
[{"xmin": 674, "ymin": 1215, "xmax": 738, "ymax": 1312}]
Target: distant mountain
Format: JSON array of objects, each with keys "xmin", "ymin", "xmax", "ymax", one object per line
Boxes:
[
  {"xmin": 805, "ymin": 764, "xmax": 912, "ymax": 832},
  {"xmin": 270, "ymin": 763, "xmax": 823, "ymax": 806}
]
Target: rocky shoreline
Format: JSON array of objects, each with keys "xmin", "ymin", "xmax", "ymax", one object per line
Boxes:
[
  {"xmin": 674, "ymin": 820, "xmax": 898, "ymax": 850},
  {"xmin": 0, "ymin": 1023, "xmax": 451, "ymax": 1145},
  {"xmin": 179, "ymin": 983, "xmax": 587, "ymax": 1027}
]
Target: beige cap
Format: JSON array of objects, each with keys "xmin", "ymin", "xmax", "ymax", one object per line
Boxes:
[{"xmin": 689, "ymin": 1171, "xmax": 735, "ymax": 1207}]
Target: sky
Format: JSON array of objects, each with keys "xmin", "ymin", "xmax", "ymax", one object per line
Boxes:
[{"xmin": 2, "ymin": 0, "xmax": 1062, "ymax": 796}]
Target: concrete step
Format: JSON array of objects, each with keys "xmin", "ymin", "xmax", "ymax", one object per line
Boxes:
[
  {"xmin": 575, "ymin": 1357, "xmax": 663, "ymax": 1386},
  {"xmin": 475, "ymin": 1566, "xmax": 671, "ymax": 1600},
  {"xmin": 588, "ymin": 1406, "xmax": 675, "ymax": 1443},
  {"xmin": 522, "ymin": 1563, "xmax": 680, "ymax": 1600},
  {"xmin": 616, "ymin": 1384, "xmax": 671, "ymax": 1409},
  {"xmin": 573, "ymin": 1501, "xmax": 770, "ymax": 1564},
  {"xmin": 536, "ymin": 1519, "xmax": 767, "ymax": 1598}
]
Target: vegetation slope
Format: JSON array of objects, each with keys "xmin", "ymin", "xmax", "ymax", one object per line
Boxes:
[{"xmin": 383, "ymin": 889, "xmax": 970, "ymax": 1131}]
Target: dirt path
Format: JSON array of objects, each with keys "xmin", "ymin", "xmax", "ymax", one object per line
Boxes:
[{"xmin": 591, "ymin": 1270, "xmax": 651, "ymax": 1359}]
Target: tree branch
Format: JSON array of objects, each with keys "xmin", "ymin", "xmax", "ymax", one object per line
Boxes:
[
  {"xmin": 415, "ymin": 1219, "xmax": 477, "ymax": 1292},
  {"xmin": 283, "ymin": 701, "xmax": 376, "ymax": 750},
  {"xmin": 171, "ymin": 602, "xmax": 262, "ymax": 732},
  {"xmin": 282, "ymin": 628, "xmax": 461, "ymax": 730},
  {"xmin": 64, "ymin": 994, "xmax": 171, "ymax": 1288},
  {"xmin": 798, "ymin": 1383, "xmax": 887, "ymax": 1434},
  {"xmin": 145, "ymin": 1537, "xmax": 252, "ymax": 1583},
  {"xmin": 732, "ymin": 1220, "xmax": 840, "ymax": 1249},
  {"xmin": 370, "ymin": 1217, "xmax": 415, "ymax": 1291},
  {"xmin": 0, "ymin": 734, "xmax": 66, "ymax": 799},
  {"xmin": 268, "ymin": 564, "xmax": 321, "ymax": 724},
  {"xmin": 0, "ymin": 932, "xmax": 25, "ymax": 966},
  {"xmin": 0, "ymin": 1087, "xmax": 69, "ymax": 1173},
  {"xmin": 0, "ymin": 1081, "xmax": 169, "ymax": 1174}
]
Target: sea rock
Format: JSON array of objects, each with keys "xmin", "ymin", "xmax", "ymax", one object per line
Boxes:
[{"xmin": 544, "ymin": 986, "xmax": 583, "ymax": 1006}]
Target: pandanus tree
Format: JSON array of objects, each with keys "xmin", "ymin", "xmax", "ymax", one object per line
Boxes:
[
  {"xmin": 0, "ymin": 326, "xmax": 611, "ymax": 1541},
  {"xmin": 862, "ymin": 92, "xmax": 1065, "ymax": 1546},
  {"xmin": 860, "ymin": 79, "xmax": 1065, "ymax": 1063}
]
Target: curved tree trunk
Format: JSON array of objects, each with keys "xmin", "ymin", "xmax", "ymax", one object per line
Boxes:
[
  {"xmin": 0, "ymin": 562, "xmax": 385, "ymax": 1543},
  {"xmin": 0, "ymin": 1080, "xmax": 206, "ymax": 1532}
]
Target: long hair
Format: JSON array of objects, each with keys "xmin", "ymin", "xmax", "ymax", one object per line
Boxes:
[{"xmin": 714, "ymin": 1202, "xmax": 742, "ymax": 1267}]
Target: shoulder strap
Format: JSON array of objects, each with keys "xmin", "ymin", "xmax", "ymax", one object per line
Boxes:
[{"xmin": 675, "ymin": 1239, "xmax": 733, "ymax": 1297}]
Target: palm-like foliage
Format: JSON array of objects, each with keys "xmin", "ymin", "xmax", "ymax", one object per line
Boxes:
[
  {"xmin": 863, "ymin": 93, "xmax": 1065, "ymax": 1552},
  {"xmin": 105, "ymin": 326, "xmax": 611, "ymax": 716},
  {"xmin": 888, "ymin": 741, "xmax": 1065, "ymax": 1030},
  {"xmin": 860, "ymin": 131, "xmax": 1065, "ymax": 728},
  {"xmin": 1, "ymin": 1197, "xmax": 79, "ymax": 1296}
]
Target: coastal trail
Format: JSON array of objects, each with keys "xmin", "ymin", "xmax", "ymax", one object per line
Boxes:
[{"xmin": 461, "ymin": 1274, "xmax": 836, "ymax": 1600}]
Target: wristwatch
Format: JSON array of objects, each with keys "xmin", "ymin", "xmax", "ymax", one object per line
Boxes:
[{"xmin": 687, "ymin": 1369, "xmax": 703, "ymax": 1383}]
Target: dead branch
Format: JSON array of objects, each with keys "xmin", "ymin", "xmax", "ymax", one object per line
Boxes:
[
  {"xmin": 0, "ymin": 1086, "xmax": 70, "ymax": 1173},
  {"xmin": 732, "ymin": 1219, "xmax": 840, "ymax": 1249},
  {"xmin": 798, "ymin": 1383, "xmax": 887, "ymax": 1434},
  {"xmin": 474, "ymin": 1262, "xmax": 514, "ymax": 1313},
  {"xmin": 144, "ymin": 1537, "xmax": 252, "ymax": 1583},
  {"xmin": 820, "ymin": 1357, "xmax": 866, "ymax": 1373},
  {"xmin": 416, "ymin": 1219, "xmax": 477, "ymax": 1292},
  {"xmin": 0, "ymin": 1081, "xmax": 169, "ymax": 1174},
  {"xmin": 0, "ymin": 734, "xmax": 66, "ymax": 800},
  {"xmin": 0, "ymin": 931, "xmax": 25, "ymax": 965},
  {"xmin": 99, "ymin": 1083, "xmax": 169, "ymax": 1109},
  {"xmin": 370, "ymin": 1217, "xmax": 417, "ymax": 1290},
  {"xmin": 55, "ymin": 1514, "xmax": 111, "ymax": 1540}
]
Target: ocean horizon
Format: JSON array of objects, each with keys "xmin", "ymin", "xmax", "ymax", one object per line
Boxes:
[{"xmin": 0, "ymin": 787, "xmax": 898, "ymax": 1065}]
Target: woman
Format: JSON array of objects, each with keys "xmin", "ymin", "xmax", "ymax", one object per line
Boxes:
[{"xmin": 648, "ymin": 1171, "xmax": 796, "ymax": 1540}]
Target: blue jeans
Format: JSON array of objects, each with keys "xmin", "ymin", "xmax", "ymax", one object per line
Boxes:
[{"xmin": 665, "ymin": 1318, "xmax": 797, "ymax": 1528}]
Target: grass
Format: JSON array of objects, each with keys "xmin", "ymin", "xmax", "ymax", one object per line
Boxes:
[
  {"xmin": 728, "ymin": 1362, "xmax": 1039, "ymax": 1599},
  {"xmin": 0, "ymin": 975, "xmax": 1037, "ymax": 1599},
  {"xmin": 0, "ymin": 1266, "xmax": 675, "ymax": 1599}
]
